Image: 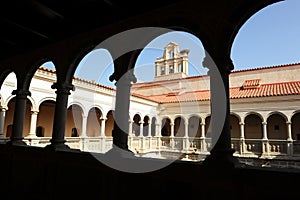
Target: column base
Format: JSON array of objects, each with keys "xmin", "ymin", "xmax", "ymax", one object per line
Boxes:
[
  {"xmin": 6, "ymin": 138, "xmax": 27, "ymax": 146},
  {"xmin": 105, "ymin": 144, "xmax": 135, "ymax": 158},
  {"xmin": 44, "ymin": 142, "xmax": 79, "ymax": 152},
  {"xmin": 203, "ymin": 148, "xmax": 241, "ymax": 169}
]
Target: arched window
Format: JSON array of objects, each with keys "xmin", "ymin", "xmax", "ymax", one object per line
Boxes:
[
  {"xmin": 6, "ymin": 124, "xmax": 13, "ymax": 138},
  {"xmin": 71, "ymin": 128, "xmax": 79, "ymax": 137},
  {"xmin": 36, "ymin": 126, "xmax": 44, "ymax": 137}
]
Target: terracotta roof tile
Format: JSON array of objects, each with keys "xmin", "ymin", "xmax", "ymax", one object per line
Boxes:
[{"xmin": 140, "ymin": 81, "xmax": 300, "ymax": 103}]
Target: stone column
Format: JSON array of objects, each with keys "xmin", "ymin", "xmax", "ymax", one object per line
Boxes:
[
  {"xmin": 170, "ymin": 122, "xmax": 175, "ymax": 149},
  {"xmin": 0, "ymin": 107, "xmax": 7, "ymax": 138},
  {"xmin": 200, "ymin": 122, "xmax": 205, "ymax": 139},
  {"xmin": 261, "ymin": 121, "xmax": 269, "ymax": 155},
  {"xmin": 139, "ymin": 121, "xmax": 144, "ymax": 137},
  {"xmin": 80, "ymin": 115, "xmax": 87, "ymax": 151},
  {"xmin": 200, "ymin": 122, "xmax": 206, "ymax": 152},
  {"xmin": 170, "ymin": 123, "xmax": 174, "ymax": 137},
  {"xmin": 148, "ymin": 122, "xmax": 152, "ymax": 137},
  {"xmin": 202, "ymin": 56, "xmax": 238, "ymax": 167},
  {"xmin": 184, "ymin": 121, "xmax": 189, "ymax": 151},
  {"xmin": 8, "ymin": 89, "xmax": 31, "ymax": 145},
  {"xmin": 262, "ymin": 121, "xmax": 268, "ymax": 140},
  {"xmin": 239, "ymin": 122, "xmax": 246, "ymax": 155},
  {"xmin": 100, "ymin": 117, "xmax": 106, "ymax": 137},
  {"xmin": 46, "ymin": 83, "xmax": 74, "ymax": 151},
  {"xmin": 128, "ymin": 119, "xmax": 133, "ymax": 136},
  {"xmin": 81, "ymin": 115, "xmax": 87, "ymax": 138},
  {"xmin": 28, "ymin": 110, "xmax": 39, "ymax": 137},
  {"xmin": 109, "ymin": 68, "xmax": 136, "ymax": 155},
  {"xmin": 100, "ymin": 117, "xmax": 107, "ymax": 152},
  {"xmin": 286, "ymin": 121, "xmax": 293, "ymax": 156},
  {"xmin": 286, "ymin": 121, "xmax": 293, "ymax": 141}
]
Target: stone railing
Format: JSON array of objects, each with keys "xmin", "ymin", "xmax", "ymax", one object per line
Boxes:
[{"xmin": 2, "ymin": 136, "xmax": 300, "ymax": 160}]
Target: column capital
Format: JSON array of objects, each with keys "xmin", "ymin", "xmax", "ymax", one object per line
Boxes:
[
  {"xmin": 203, "ymin": 55, "xmax": 233, "ymax": 75},
  {"xmin": 0, "ymin": 106, "xmax": 8, "ymax": 112},
  {"xmin": 51, "ymin": 82, "xmax": 75, "ymax": 95},
  {"xmin": 12, "ymin": 89, "xmax": 31, "ymax": 98},
  {"xmin": 262, "ymin": 121, "xmax": 267, "ymax": 125},
  {"xmin": 239, "ymin": 122, "xmax": 245, "ymax": 126},
  {"xmin": 31, "ymin": 110, "xmax": 39, "ymax": 115},
  {"xmin": 286, "ymin": 121, "xmax": 292, "ymax": 125},
  {"xmin": 170, "ymin": 123, "xmax": 175, "ymax": 126},
  {"xmin": 100, "ymin": 117, "xmax": 107, "ymax": 121},
  {"xmin": 200, "ymin": 122, "xmax": 205, "ymax": 126}
]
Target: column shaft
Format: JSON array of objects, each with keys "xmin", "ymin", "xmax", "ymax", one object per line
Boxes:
[
  {"xmin": 48, "ymin": 83, "xmax": 74, "ymax": 150},
  {"xmin": 9, "ymin": 89, "xmax": 31, "ymax": 145},
  {"xmin": 112, "ymin": 78, "xmax": 131, "ymax": 150},
  {"xmin": 28, "ymin": 111, "xmax": 38, "ymax": 137},
  {"xmin": 0, "ymin": 108, "xmax": 7, "ymax": 138}
]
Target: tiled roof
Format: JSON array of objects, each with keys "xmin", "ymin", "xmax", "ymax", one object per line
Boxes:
[
  {"xmin": 242, "ymin": 79, "xmax": 261, "ymax": 89},
  {"xmin": 138, "ymin": 81, "xmax": 300, "ymax": 103}
]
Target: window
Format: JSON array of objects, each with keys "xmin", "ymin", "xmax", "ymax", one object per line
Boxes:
[
  {"xmin": 274, "ymin": 125, "xmax": 280, "ymax": 131},
  {"xmin": 178, "ymin": 63, "xmax": 183, "ymax": 72},
  {"xmin": 161, "ymin": 66, "xmax": 165, "ymax": 75},
  {"xmin": 36, "ymin": 126, "xmax": 44, "ymax": 137},
  {"xmin": 71, "ymin": 128, "xmax": 79, "ymax": 137},
  {"xmin": 169, "ymin": 65, "xmax": 174, "ymax": 73},
  {"xmin": 169, "ymin": 51, "xmax": 174, "ymax": 59}
]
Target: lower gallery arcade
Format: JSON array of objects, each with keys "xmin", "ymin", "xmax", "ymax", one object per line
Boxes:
[{"xmin": 1, "ymin": 63, "xmax": 300, "ymax": 162}]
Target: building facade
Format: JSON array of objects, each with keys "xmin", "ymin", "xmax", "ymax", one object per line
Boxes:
[{"xmin": 1, "ymin": 43, "xmax": 300, "ymax": 161}]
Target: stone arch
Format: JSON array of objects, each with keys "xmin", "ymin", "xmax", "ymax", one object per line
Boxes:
[
  {"xmin": 174, "ymin": 116, "xmax": 185, "ymax": 137},
  {"xmin": 66, "ymin": 104, "xmax": 84, "ymax": 137},
  {"xmin": 132, "ymin": 114, "xmax": 141, "ymax": 136},
  {"xmin": 151, "ymin": 117, "xmax": 157, "ymax": 136},
  {"xmin": 143, "ymin": 115, "xmax": 150, "ymax": 136},
  {"xmin": 291, "ymin": 110, "xmax": 300, "ymax": 140},
  {"xmin": 267, "ymin": 113, "xmax": 287, "ymax": 140},
  {"xmin": 161, "ymin": 117, "xmax": 171, "ymax": 137},
  {"xmin": 188, "ymin": 115, "xmax": 201, "ymax": 138},
  {"xmin": 86, "ymin": 107, "xmax": 103, "ymax": 137},
  {"xmin": 244, "ymin": 113, "xmax": 263, "ymax": 139},
  {"xmin": 230, "ymin": 114, "xmax": 241, "ymax": 138},
  {"xmin": 105, "ymin": 110, "xmax": 114, "ymax": 137},
  {"xmin": 0, "ymin": 69, "xmax": 16, "ymax": 90},
  {"xmin": 36, "ymin": 100, "xmax": 56, "ymax": 137},
  {"xmin": 204, "ymin": 115, "xmax": 211, "ymax": 138}
]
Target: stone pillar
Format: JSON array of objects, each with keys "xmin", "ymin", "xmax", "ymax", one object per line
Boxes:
[
  {"xmin": 80, "ymin": 115, "xmax": 87, "ymax": 151},
  {"xmin": 200, "ymin": 122, "xmax": 207, "ymax": 152},
  {"xmin": 139, "ymin": 121, "xmax": 144, "ymax": 137},
  {"xmin": 239, "ymin": 122, "xmax": 246, "ymax": 155},
  {"xmin": 286, "ymin": 121, "xmax": 293, "ymax": 141},
  {"xmin": 202, "ymin": 56, "xmax": 238, "ymax": 167},
  {"xmin": 109, "ymin": 68, "xmax": 136, "ymax": 155},
  {"xmin": 200, "ymin": 122, "xmax": 205, "ymax": 139},
  {"xmin": 261, "ymin": 121, "xmax": 269, "ymax": 156},
  {"xmin": 184, "ymin": 122, "xmax": 189, "ymax": 151},
  {"xmin": 8, "ymin": 89, "xmax": 31, "ymax": 145},
  {"xmin": 28, "ymin": 110, "xmax": 38, "ymax": 137},
  {"xmin": 170, "ymin": 122, "xmax": 175, "ymax": 149},
  {"xmin": 46, "ymin": 83, "xmax": 74, "ymax": 151},
  {"xmin": 286, "ymin": 121, "xmax": 293, "ymax": 156},
  {"xmin": 81, "ymin": 115, "xmax": 87, "ymax": 138},
  {"xmin": 128, "ymin": 119, "xmax": 133, "ymax": 136},
  {"xmin": 100, "ymin": 117, "xmax": 106, "ymax": 137},
  {"xmin": 170, "ymin": 123, "xmax": 174, "ymax": 137},
  {"xmin": 0, "ymin": 107, "xmax": 7, "ymax": 138},
  {"xmin": 148, "ymin": 122, "xmax": 152, "ymax": 137},
  {"xmin": 262, "ymin": 121, "xmax": 268, "ymax": 140}
]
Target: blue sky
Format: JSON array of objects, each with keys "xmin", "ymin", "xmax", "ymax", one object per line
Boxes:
[{"xmin": 43, "ymin": 0, "xmax": 300, "ymax": 87}]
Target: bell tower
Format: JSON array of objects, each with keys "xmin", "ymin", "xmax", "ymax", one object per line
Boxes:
[{"xmin": 154, "ymin": 42, "xmax": 189, "ymax": 81}]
